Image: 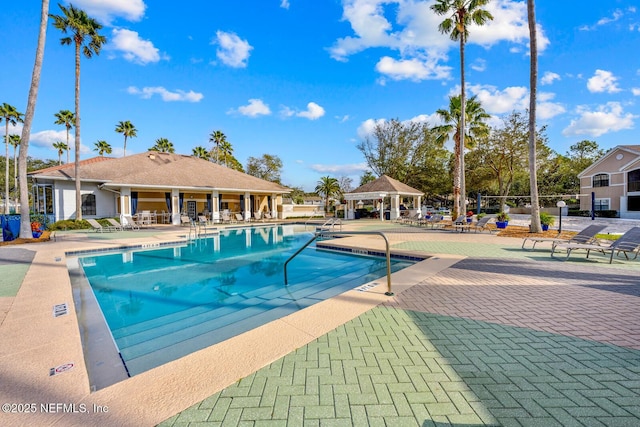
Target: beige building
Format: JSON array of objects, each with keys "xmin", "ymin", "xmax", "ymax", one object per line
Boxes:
[
  {"xmin": 29, "ymin": 151, "xmax": 290, "ymax": 224},
  {"xmin": 578, "ymin": 145, "xmax": 640, "ymax": 219}
]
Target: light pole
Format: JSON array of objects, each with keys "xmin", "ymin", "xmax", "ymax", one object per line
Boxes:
[{"xmin": 556, "ymin": 201, "xmax": 566, "ymax": 234}]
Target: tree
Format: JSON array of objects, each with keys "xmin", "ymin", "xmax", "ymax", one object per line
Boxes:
[
  {"xmin": 433, "ymin": 95, "xmax": 490, "ymax": 216},
  {"xmin": 18, "ymin": 0, "xmax": 49, "ymax": 239},
  {"xmin": 209, "ymin": 130, "xmax": 226, "ymax": 164},
  {"xmin": 338, "ymin": 176, "xmax": 353, "ymax": 193},
  {"xmin": 246, "ymin": 154, "xmax": 283, "ymax": 184},
  {"xmin": 54, "ymin": 109, "xmax": 74, "ymax": 163},
  {"xmin": 315, "ymin": 176, "xmax": 341, "ymax": 212},
  {"xmin": 431, "ymin": 0, "xmax": 493, "ymax": 218},
  {"xmin": 115, "ymin": 120, "xmax": 136, "ymax": 156},
  {"xmin": 527, "ymin": 0, "xmax": 542, "ymax": 232},
  {"xmin": 0, "ymin": 103, "xmax": 24, "ymax": 214},
  {"xmin": 53, "ymin": 141, "xmax": 68, "ymax": 164},
  {"xmin": 51, "ymin": 3, "xmax": 106, "ymax": 220},
  {"xmin": 219, "ymin": 139, "xmax": 234, "ymax": 167},
  {"xmin": 9, "ymin": 134, "xmax": 20, "ymax": 209},
  {"xmin": 149, "ymin": 137, "xmax": 175, "ymax": 153},
  {"xmin": 93, "ymin": 140, "xmax": 111, "ymax": 156},
  {"xmin": 192, "ymin": 145, "xmax": 209, "ymax": 159},
  {"xmin": 567, "ymin": 140, "xmax": 604, "ymax": 172},
  {"xmin": 359, "ymin": 171, "xmax": 376, "ymax": 186}
]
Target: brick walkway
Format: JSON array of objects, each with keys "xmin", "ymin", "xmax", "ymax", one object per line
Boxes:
[{"xmin": 160, "ymin": 249, "xmax": 640, "ymax": 426}]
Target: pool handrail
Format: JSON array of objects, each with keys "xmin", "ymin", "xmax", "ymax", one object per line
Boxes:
[{"xmin": 283, "ymin": 230, "xmax": 394, "ymax": 296}]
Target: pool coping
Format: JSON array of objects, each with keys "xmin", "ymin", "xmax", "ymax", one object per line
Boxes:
[{"xmin": 0, "ymin": 223, "xmax": 472, "ymax": 426}]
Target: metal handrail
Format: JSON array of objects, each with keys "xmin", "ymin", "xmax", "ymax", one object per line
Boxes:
[{"xmin": 283, "ymin": 230, "xmax": 394, "ymax": 296}]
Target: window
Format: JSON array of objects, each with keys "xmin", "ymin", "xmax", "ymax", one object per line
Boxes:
[
  {"xmin": 628, "ymin": 169, "xmax": 640, "ymax": 192},
  {"xmin": 594, "ymin": 199, "xmax": 609, "ymax": 211},
  {"xmin": 629, "ymin": 196, "xmax": 640, "ymax": 211},
  {"xmin": 592, "ymin": 174, "xmax": 609, "ymax": 188},
  {"xmin": 81, "ymin": 194, "xmax": 96, "ymax": 216}
]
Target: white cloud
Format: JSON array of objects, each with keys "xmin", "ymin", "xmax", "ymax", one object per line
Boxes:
[
  {"xmin": 127, "ymin": 86, "xmax": 204, "ymax": 102},
  {"xmin": 280, "ymin": 0, "xmax": 290, "ymax": 9},
  {"xmin": 587, "ymin": 70, "xmax": 622, "ymax": 93},
  {"xmin": 111, "ymin": 29, "xmax": 167, "ymax": 65},
  {"xmin": 213, "ymin": 31, "xmax": 253, "ymax": 68},
  {"xmin": 541, "ymin": 71, "xmax": 560, "ymax": 85},
  {"xmin": 232, "ymin": 99, "xmax": 271, "ymax": 117},
  {"xmin": 296, "ymin": 102, "xmax": 325, "ymax": 120},
  {"xmin": 0, "ymin": 122, "xmax": 23, "ymax": 138},
  {"xmin": 580, "ymin": 9, "xmax": 624, "ymax": 31},
  {"xmin": 537, "ymin": 92, "xmax": 566, "ymax": 120},
  {"xmin": 335, "ymin": 115, "xmax": 350, "ymax": 123},
  {"xmin": 309, "ymin": 163, "xmax": 368, "ymax": 175},
  {"xmin": 562, "ymin": 102, "xmax": 636, "ymax": 137},
  {"xmin": 70, "ymin": 0, "xmax": 146, "ymax": 24},
  {"xmin": 375, "ymin": 55, "xmax": 451, "ymax": 81},
  {"xmin": 632, "ymin": 88, "xmax": 640, "ymax": 96},
  {"xmin": 467, "ymin": 84, "xmax": 529, "ymax": 114},
  {"xmin": 470, "ymin": 58, "xmax": 487, "ymax": 72}
]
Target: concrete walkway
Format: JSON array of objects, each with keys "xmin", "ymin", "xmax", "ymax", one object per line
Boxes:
[{"xmin": 1, "ymin": 220, "xmax": 639, "ymax": 426}]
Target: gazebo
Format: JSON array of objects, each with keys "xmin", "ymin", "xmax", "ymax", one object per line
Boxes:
[{"xmin": 344, "ymin": 175, "xmax": 423, "ymax": 220}]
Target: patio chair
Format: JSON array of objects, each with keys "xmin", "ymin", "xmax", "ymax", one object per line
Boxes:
[
  {"xmin": 235, "ymin": 213, "xmax": 246, "ymax": 222},
  {"xmin": 470, "ymin": 215, "xmax": 496, "ymax": 233},
  {"xmin": 263, "ymin": 212, "xmax": 273, "ymax": 220},
  {"xmin": 451, "ymin": 215, "xmax": 471, "ymax": 232},
  {"xmin": 180, "ymin": 216, "xmax": 192, "ymax": 226},
  {"xmin": 551, "ymin": 226, "xmax": 640, "ymax": 263},
  {"xmin": 221, "ymin": 212, "xmax": 233, "ymax": 223},
  {"xmin": 86, "ymin": 218, "xmax": 116, "ymax": 232},
  {"xmin": 420, "ymin": 214, "xmax": 445, "ymax": 229},
  {"xmin": 522, "ymin": 224, "xmax": 606, "ymax": 250},
  {"xmin": 106, "ymin": 218, "xmax": 124, "ymax": 231},
  {"xmin": 253, "ymin": 211, "xmax": 263, "ymax": 222},
  {"xmin": 122, "ymin": 215, "xmax": 142, "ymax": 230}
]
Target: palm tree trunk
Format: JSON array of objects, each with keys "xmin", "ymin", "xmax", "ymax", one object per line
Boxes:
[
  {"xmin": 459, "ymin": 36, "xmax": 466, "ymax": 218},
  {"xmin": 528, "ymin": 0, "xmax": 541, "ymax": 232},
  {"xmin": 123, "ymin": 135, "xmax": 127, "ymax": 156},
  {"xmin": 4, "ymin": 124, "xmax": 9, "ymax": 214},
  {"xmin": 66, "ymin": 127, "xmax": 70, "ymax": 163},
  {"xmin": 13, "ymin": 145, "xmax": 18, "ymax": 210},
  {"xmin": 19, "ymin": 0, "xmax": 49, "ymax": 239},
  {"xmin": 74, "ymin": 40, "xmax": 82, "ymax": 220}
]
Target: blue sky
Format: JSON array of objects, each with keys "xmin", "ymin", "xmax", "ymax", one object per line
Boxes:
[{"xmin": 1, "ymin": 0, "xmax": 639, "ymax": 191}]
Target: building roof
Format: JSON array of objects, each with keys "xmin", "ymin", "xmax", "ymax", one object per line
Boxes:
[
  {"xmin": 578, "ymin": 145, "xmax": 640, "ymax": 178},
  {"xmin": 345, "ymin": 174, "xmax": 423, "ymax": 199},
  {"xmin": 29, "ymin": 152, "xmax": 290, "ymax": 193}
]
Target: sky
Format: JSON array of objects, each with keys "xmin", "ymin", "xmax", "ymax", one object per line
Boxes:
[{"xmin": 1, "ymin": 0, "xmax": 639, "ymax": 192}]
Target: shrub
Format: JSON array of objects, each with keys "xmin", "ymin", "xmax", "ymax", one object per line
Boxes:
[
  {"xmin": 48, "ymin": 219, "xmax": 91, "ymax": 231},
  {"xmin": 496, "ymin": 211, "xmax": 510, "ymax": 222},
  {"xmin": 539, "ymin": 212, "xmax": 555, "ymax": 226}
]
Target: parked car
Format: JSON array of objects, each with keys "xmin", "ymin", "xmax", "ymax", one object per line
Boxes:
[{"xmin": 437, "ymin": 207, "xmax": 451, "ymax": 215}]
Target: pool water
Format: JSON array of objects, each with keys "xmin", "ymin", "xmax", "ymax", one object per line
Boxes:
[{"xmin": 77, "ymin": 225, "xmax": 414, "ymax": 380}]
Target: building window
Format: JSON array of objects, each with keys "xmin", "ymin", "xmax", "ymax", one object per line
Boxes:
[
  {"xmin": 81, "ymin": 194, "xmax": 96, "ymax": 216},
  {"xmin": 628, "ymin": 169, "xmax": 640, "ymax": 192},
  {"xmin": 592, "ymin": 174, "xmax": 609, "ymax": 188},
  {"xmin": 594, "ymin": 199, "xmax": 610, "ymax": 211},
  {"xmin": 629, "ymin": 196, "xmax": 640, "ymax": 211}
]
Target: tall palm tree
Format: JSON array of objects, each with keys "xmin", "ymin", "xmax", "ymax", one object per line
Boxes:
[
  {"xmin": 93, "ymin": 140, "xmax": 111, "ymax": 156},
  {"xmin": 53, "ymin": 141, "xmax": 68, "ymax": 164},
  {"xmin": 0, "ymin": 103, "xmax": 24, "ymax": 214},
  {"xmin": 433, "ymin": 95, "xmax": 490, "ymax": 218},
  {"xmin": 149, "ymin": 137, "xmax": 174, "ymax": 153},
  {"xmin": 18, "ymin": 0, "xmax": 49, "ymax": 238},
  {"xmin": 219, "ymin": 139, "xmax": 233, "ymax": 167},
  {"xmin": 50, "ymin": 3, "xmax": 106, "ymax": 221},
  {"xmin": 192, "ymin": 145, "xmax": 209, "ymax": 159},
  {"xmin": 209, "ymin": 130, "xmax": 226, "ymax": 164},
  {"xmin": 54, "ymin": 109, "xmax": 74, "ymax": 163},
  {"xmin": 9, "ymin": 134, "xmax": 20, "ymax": 210},
  {"xmin": 315, "ymin": 176, "xmax": 341, "ymax": 213},
  {"xmin": 431, "ymin": 0, "xmax": 493, "ymax": 217},
  {"xmin": 115, "ymin": 120, "xmax": 136, "ymax": 156},
  {"xmin": 527, "ymin": 0, "xmax": 541, "ymax": 232}
]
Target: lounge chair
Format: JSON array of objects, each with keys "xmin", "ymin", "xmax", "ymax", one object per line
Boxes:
[
  {"xmin": 420, "ymin": 214, "xmax": 444, "ymax": 229},
  {"xmin": 221, "ymin": 212, "xmax": 234, "ymax": 223},
  {"xmin": 235, "ymin": 213, "xmax": 245, "ymax": 222},
  {"xmin": 253, "ymin": 211, "xmax": 263, "ymax": 222},
  {"xmin": 106, "ymin": 218, "xmax": 124, "ymax": 231},
  {"xmin": 451, "ymin": 215, "xmax": 471, "ymax": 232},
  {"xmin": 180, "ymin": 216, "xmax": 192, "ymax": 226},
  {"xmin": 522, "ymin": 224, "xmax": 606, "ymax": 250},
  {"xmin": 551, "ymin": 226, "xmax": 640, "ymax": 263},
  {"xmin": 122, "ymin": 214, "xmax": 142, "ymax": 230},
  {"xmin": 87, "ymin": 218, "xmax": 117, "ymax": 233},
  {"xmin": 470, "ymin": 215, "xmax": 496, "ymax": 233},
  {"xmin": 263, "ymin": 212, "xmax": 273, "ymax": 221}
]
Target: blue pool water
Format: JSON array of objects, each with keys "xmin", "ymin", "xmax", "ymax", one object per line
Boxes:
[{"xmin": 77, "ymin": 225, "xmax": 414, "ymax": 379}]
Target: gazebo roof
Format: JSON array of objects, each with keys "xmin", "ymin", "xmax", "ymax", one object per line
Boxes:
[{"xmin": 345, "ymin": 175, "xmax": 423, "ymax": 200}]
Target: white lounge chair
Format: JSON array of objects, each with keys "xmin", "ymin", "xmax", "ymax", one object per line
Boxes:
[
  {"xmin": 87, "ymin": 218, "xmax": 117, "ymax": 232},
  {"xmin": 122, "ymin": 215, "xmax": 142, "ymax": 230},
  {"xmin": 106, "ymin": 218, "xmax": 124, "ymax": 231}
]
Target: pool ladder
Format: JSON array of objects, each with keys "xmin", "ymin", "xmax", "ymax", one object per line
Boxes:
[
  {"xmin": 187, "ymin": 219, "xmax": 215, "ymax": 240},
  {"xmin": 283, "ymin": 230, "xmax": 394, "ymax": 296}
]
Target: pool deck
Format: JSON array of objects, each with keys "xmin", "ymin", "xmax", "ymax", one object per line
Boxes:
[{"xmin": 0, "ymin": 220, "xmax": 639, "ymax": 426}]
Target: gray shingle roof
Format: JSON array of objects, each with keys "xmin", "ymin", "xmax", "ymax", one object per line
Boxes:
[
  {"xmin": 349, "ymin": 175, "xmax": 423, "ymax": 195},
  {"xmin": 29, "ymin": 152, "xmax": 290, "ymax": 193}
]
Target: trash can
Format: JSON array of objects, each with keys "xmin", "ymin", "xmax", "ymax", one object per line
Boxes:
[
  {"xmin": 1, "ymin": 214, "xmax": 21, "ymax": 241},
  {"xmin": 384, "ymin": 211, "xmax": 390, "ymax": 220}
]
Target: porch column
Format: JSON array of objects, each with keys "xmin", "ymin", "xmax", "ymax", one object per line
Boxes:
[
  {"xmin": 120, "ymin": 187, "xmax": 132, "ymax": 225},
  {"xmin": 212, "ymin": 190, "xmax": 220, "ymax": 223},
  {"xmin": 415, "ymin": 196, "xmax": 422, "ymax": 214},
  {"xmin": 390, "ymin": 194, "xmax": 400, "ymax": 220},
  {"xmin": 171, "ymin": 188, "xmax": 180, "ymax": 225},
  {"xmin": 271, "ymin": 193, "xmax": 277, "ymax": 216},
  {"xmin": 244, "ymin": 192, "xmax": 251, "ymax": 221},
  {"xmin": 348, "ymin": 200, "xmax": 355, "ymax": 220}
]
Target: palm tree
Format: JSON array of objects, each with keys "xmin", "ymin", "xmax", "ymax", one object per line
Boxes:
[
  {"xmin": 9, "ymin": 134, "xmax": 20, "ymax": 210},
  {"xmin": 0, "ymin": 103, "xmax": 24, "ymax": 214},
  {"xmin": 219, "ymin": 139, "xmax": 233, "ymax": 167},
  {"xmin": 50, "ymin": 4, "xmax": 106, "ymax": 221},
  {"xmin": 209, "ymin": 130, "xmax": 226, "ymax": 163},
  {"xmin": 192, "ymin": 145, "xmax": 209, "ymax": 159},
  {"xmin": 527, "ymin": 0, "xmax": 541, "ymax": 232},
  {"xmin": 54, "ymin": 109, "xmax": 74, "ymax": 163},
  {"xmin": 52, "ymin": 141, "xmax": 68, "ymax": 164},
  {"xmin": 431, "ymin": 0, "xmax": 493, "ymax": 217},
  {"xmin": 18, "ymin": 0, "xmax": 49, "ymax": 238},
  {"xmin": 433, "ymin": 95, "xmax": 490, "ymax": 218},
  {"xmin": 93, "ymin": 140, "xmax": 111, "ymax": 156},
  {"xmin": 315, "ymin": 176, "xmax": 341, "ymax": 213},
  {"xmin": 149, "ymin": 138, "xmax": 174, "ymax": 153},
  {"xmin": 115, "ymin": 120, "xmax": 137, "ymax": 156}
]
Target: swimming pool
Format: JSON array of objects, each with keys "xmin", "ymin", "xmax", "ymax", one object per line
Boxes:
[{"xmin": 71, "ymin": 224, "xmax": 415, "ymax": 389}]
